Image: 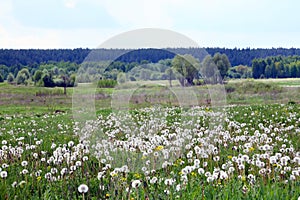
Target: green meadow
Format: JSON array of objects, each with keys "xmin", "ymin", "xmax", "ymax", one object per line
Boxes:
[{"xmin": 0, "ymin": 79, "xmax": 299, "ymax": 199}]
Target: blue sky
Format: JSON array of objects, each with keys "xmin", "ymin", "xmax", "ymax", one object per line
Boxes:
[{"xmin": 0, "ymin": 0, "xmax": 299, "ymax": 49}]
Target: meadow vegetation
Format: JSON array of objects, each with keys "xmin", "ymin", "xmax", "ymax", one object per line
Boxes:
[{"xmin": 0, "ymin": 79, "xmax": 299, "ymax": 199}]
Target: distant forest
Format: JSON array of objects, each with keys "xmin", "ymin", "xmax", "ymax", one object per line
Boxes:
[
  {"xmin": 1, "ymin": 48, "xmax": 300, "ymax": 87},
  {"xmin": 1, "ymin": 47, "xmax": 300, "ymax": 67}
]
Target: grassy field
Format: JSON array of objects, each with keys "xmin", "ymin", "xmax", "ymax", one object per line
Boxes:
[{"xmin": 0, "ymin": 79, "xmax": 300, "ymax": 199}]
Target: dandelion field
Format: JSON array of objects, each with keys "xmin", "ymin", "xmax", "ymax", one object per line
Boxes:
[{"xmin": 0, "ymin": 81, "xmax": 300, "ymax": 199}]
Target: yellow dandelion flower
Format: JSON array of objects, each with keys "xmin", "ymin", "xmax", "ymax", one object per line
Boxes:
[
  {"xmin": 155, "ymin": 146, "xmax": 164, "ymax": 151},
  {"xmin": 121, "ymin": 177, "xmax": 127, "ymax": 182},
  {"xmin": 241, "ymin": 176, "xmax": 246, "ymax": 182},
  {"xmin": 134, "ymin": 173, "xmax": 141, "ymax": 179}
]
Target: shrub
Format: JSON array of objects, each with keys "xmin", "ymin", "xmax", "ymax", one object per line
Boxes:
[
  {"xmin": 16, "ymin": 73, "xmax": 27, "ymax": 84},
  {"xmin": 7, "ymin": 73, "xmax": 14, "ymax": 83},
  {"xmin": 235, "ymin": 80, "xmax": 282, "ymax": 94},
  {"xmin": 16, "ymin": 68, "xmax": 31, "ymax": 85},
  {"xmin": 117, "ymin": 72, "xmax": 126, "ymax": 84},
  {"xmin": 0, "ymin": 74, "xmax": 3, "ymax": 83},
  {"xmin": 97, "ymin": 79, "xmax": 117, "ymax": 88},
  {"xmin": 33, "ymin": 70, "xmax": 43, "ymax": 84},
  {"xmin": 42, "ymin": 73, "xmax": 55, "ymax": 87}
]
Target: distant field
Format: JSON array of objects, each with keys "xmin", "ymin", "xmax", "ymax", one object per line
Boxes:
[
  {"xmin": 1, "ymin": 78, "xmax": 300, "ymax": 115},
  {"xmin": 229, "ymin": 78, "xmax": 300, "ymax": 87}
]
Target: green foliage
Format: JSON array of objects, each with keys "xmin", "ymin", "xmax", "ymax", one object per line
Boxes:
[
  {"xmin": 201, "ymin": 53, "xmax": 231, "ymax": 84},
  {"xmin": 97, "ymin": 79, "xmax": 117, "ymax": 88},
  {"xmin": 227, "ymin": 65, "xmax": 252, "ymax": 79},
  {"xmin": 0, "ymin": 73, "xmax": 3, "ymax": 83},
  {"xmin": 165, "ymin": 68, "xmax": 175, "ymax": 87},
  {"xmin": 0, "ymin": 65, "xmax": 9, "ymax": 80},
  {"xmin": 227, "ymin": 80, "xmax": 283, "ymax": 95},
  {"xmin": 212, "ymin": 52, "xmax": 231, "ymax": 79},
  {"xmin": 201, "ymin": 55, "xmax": 217, "ymax": 83},
  {"xmin": 117, "ymin": 72, "xmax": 126, "ymax": 84},
  {"xmin": 33, "ymin": 70, "xmax": 43, "ymax": 85},
  {"xmin": 6, "ymin": 73, "xmax": 14, "ymax": 83},
  {"xmin": 252, "ymin": 55, "xmax": 300, "ymax": 79},
  {"xmin": 42, "ymin": 73, "xmax": 55, "ymax": 87},
  {"xmin": 0, "ymin": 103, "xmax": 300, "ymax": 199},
  {"xmin": 172, "ymin": 54, "xmax": 199, "ymax": 86},
  {"xmin": 16, "ymin": 68, "xmax": 31, "ymax": 85}
]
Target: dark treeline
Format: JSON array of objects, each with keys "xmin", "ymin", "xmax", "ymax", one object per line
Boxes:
[
  {"xmin": 2, "ymin": 48, "xmax": 300, "ymax": 68},
  {"xmin": 0, "ymin": 48, "xmax": 90, "ymax": 66},
  {"xmin": 252, "ymin": 56, "xmax": 300, "ymax": 79}
]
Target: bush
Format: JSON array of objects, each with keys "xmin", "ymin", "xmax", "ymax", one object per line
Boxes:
[
  {"xmin": 53, "ymin": 77, "xmax": 76, "ymax": 88},
  {"xmin": 194, "ymin": 79, "xmax": 205, "ymax": 85},
  {"xmin": 117, "ymin": 72, "xmax": 126, "ymax": 84},
  {"xmin": 42, "ymin": 73, "xmax": 55, "ymax": 87},
  {"xmin": 53, "ymin": 79, "xmax": 65, "ymax": 87},
  {"xmin": 7, "ymin": 73, "xmax": 14, "ymax": 83},
  {"xmin": 16, "ymin": 73, "xmax": 27, "ymax": 84},
  {"xmin": 235, "ymin": 80, "xmax": 282, "ymax": 94},
  {"xmin": 97, "ymin": 79, "xmax": 117, "ymax": 88},
  {"xmin": 33, "ymin": 70, "xmax": 43, "ymax": 84},
  {"xmin": 0, "ymin": 74, "xmax": 3, "ymax": 83},
  {"xmin": 16, "ymin": 68, "xmax": 31, "ymax": 85},
  {"xmin": 225, "ymin": 85, "xmax": 236, "ymax": 93}
]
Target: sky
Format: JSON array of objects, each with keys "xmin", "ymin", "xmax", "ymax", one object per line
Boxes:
[{"xmin": 0, "ymin": 0, "xmax": 299, "ymax": 49}]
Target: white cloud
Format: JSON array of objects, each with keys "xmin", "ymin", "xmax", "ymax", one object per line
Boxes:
[
  {"xmin": 184, "ymin": 30, "xmax": 300, "ymax": 48},
  {"xmin": 0, "ymin": 25, "xmax": 61, "ymax": 49},
  {"xmin": 0, "ymin": 0, "xmax": 299, "ymax": 48},
  {"xmin": 64, "ymin": 0, "xmax": 77, "ymax": 9},
  {"xmin": 99, "ymin": 0, "xmax": 183, "ymax": 28}
]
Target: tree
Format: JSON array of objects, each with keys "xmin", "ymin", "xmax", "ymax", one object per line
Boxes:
[
  {"xmin": 33, "ymin": 70, "xmax": 43, "ymax": 85},
  {"xmin": 0, "ymin": 65, "xmax": 8, "ymax": 80},
  {"xmin": 275, "ymin": 62, "xmax": 285, "ymax": 78},
  {"xmin": 264, "ymin": 65, "xmax": 272, "ymax": 78},
  {"xmin": 165, "ymin": 68, "xmax": 175, "ymax": 87},
  {"xmin": 212, "ymin": 53, "xmax": 231, "ymax": 82},
  {"xmin": 117, "ymin": 72, "xmax": 126, "ymax": 84},
  {"xmin": 42, "ymin": 73, "xmax": 54, "ymax": 87},
  {"xmin": 172, "ymin": 54, "xmax": 199, "ymax": 86},
  {"xmin": 227, "ymin": 65, "xmax": 252, "ymax": 79},
  {"xmin": 52, "ymin": 66, "xmax": 59, "ymax": 75},
  {"xmin": 252, "ymin": 59, "xmax": 266, "ymax": 79},
  {"xmin": 290, "ymin": 65, "xmax": 297, "ymax": 78},
  {"xmin": 16, "ymin": 68, "xmax": 31, "ymax": 85},
  {"xmin": 201, "ymin": 55, "xmax": 217, "ymax": 84},
  {"xmin": 7, "ymin": 73, "xmax": 14, "ymax": 83},
  {"xmin": 139, "ymin": 69, "xmax": 151, "ymax": 80},
  {"xmin": 60, "ymin": 74, "xmax": 70, "ymax": 95},
  {"xmin": 270, "ymin": 63, "xmax": 277, "ymax": 78},
  {"xmin": 0, "ymin": 73, "xmax": 3, "ymax": 83}
]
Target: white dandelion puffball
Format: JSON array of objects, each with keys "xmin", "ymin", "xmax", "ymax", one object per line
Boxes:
[
  {"xmin": 0, "ymin": 171, "xmax": 7, "ymax": 178},
  {"xmin": 131, "ymin": 180, "xmax": 141, "ymax": 188},
  {"xmin": 78, "ymin": 184, "xmax": 89, "ymax": 193}
]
